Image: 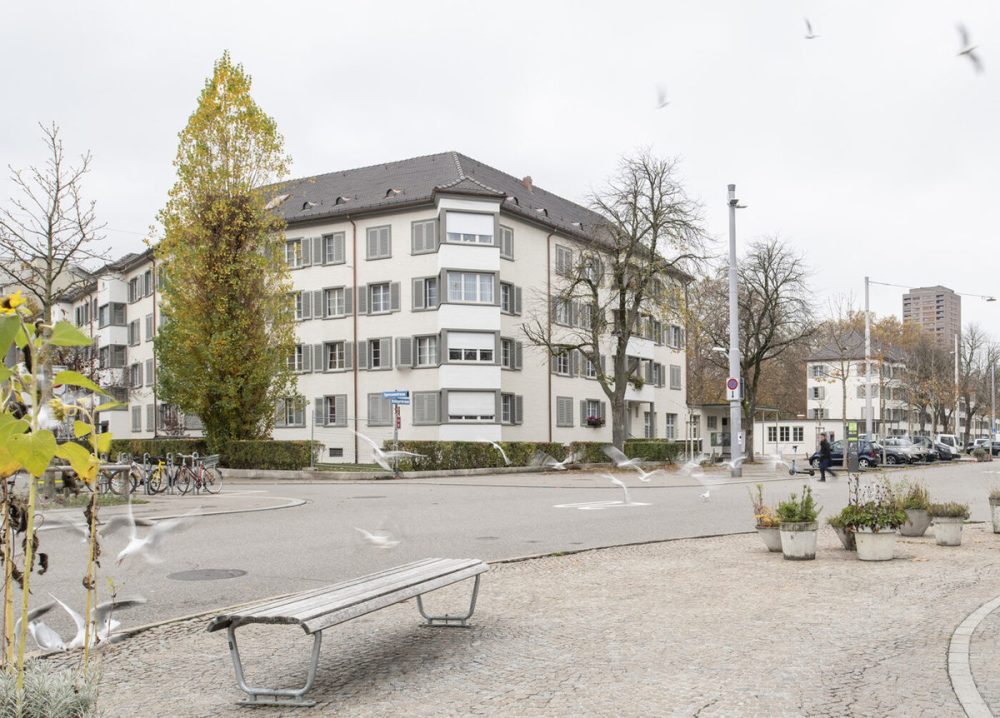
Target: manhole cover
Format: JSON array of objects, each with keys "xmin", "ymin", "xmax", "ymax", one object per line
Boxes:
[{"xmin": 167, "ymin": 569, "xmax": 247, "ymax": 581}]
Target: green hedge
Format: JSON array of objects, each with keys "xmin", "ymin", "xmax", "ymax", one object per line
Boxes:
[
  {"xmin": 109, "ymin": 438, "xmax": 319, "ymax": 470},
  {"xmin": 388, "ymin": 440, "xmax": 685, "ymax": 471}
]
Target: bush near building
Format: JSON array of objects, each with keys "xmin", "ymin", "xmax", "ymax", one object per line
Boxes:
[
  {"xmin": 390, "ymin": 440, "xmax": 684, "ymax": 471},
  {"xmin": 110, "ymin": 439, "xmax": 318, "ymax": 471}
]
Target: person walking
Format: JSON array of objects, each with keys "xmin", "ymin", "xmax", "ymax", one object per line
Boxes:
[{"xmin": 818, "ymin": 433, "xmax": 836, "ymax": 482}]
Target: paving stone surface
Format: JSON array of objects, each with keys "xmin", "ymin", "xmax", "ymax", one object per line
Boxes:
[
  {"xmin": 45, "ymin": 523, "xmax": 1000, "ymax": 717},
  {"xmin": 970, "ymin": 578, "xmax": 1000, "ymax": 714}
]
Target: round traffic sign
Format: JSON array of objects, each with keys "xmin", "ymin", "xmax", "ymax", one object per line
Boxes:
[{"xmin": 726, "ymin": 378, "xmax": 739, "ymax": 391}]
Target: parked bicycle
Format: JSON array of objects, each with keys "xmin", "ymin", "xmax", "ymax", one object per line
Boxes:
[{"xmin": 174, "ymin": 453, "xmax": 223, "ymax": 495}]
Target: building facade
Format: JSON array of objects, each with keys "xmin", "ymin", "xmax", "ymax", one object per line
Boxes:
[
  {"xmin": 49, "ymin": 152, "xmax": 693, "ymax": 463},
  {"xmin": 902, "ymin": 285, "xmax": 961, "ymax": 348}
]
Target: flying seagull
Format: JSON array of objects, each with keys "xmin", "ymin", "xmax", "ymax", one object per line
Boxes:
[
  {"xmin": 355, "ymin": 527, "xmax": 400, "ymax": 550},
  {"xmin": 115, "ymin": 498, "xmax": 195, "ymax": 566},
  {"xmin": 532, "ymin": 449, "xmax": 582, "ymax": 470},
  {"xmin": 13, "ymin": 602, "xmax": 62, "ymax": 652},
  {"xmin": 957, "ymin": 24, "xmax": 983, "ymax": 73},
  {"xmin": 350, "ymin": 429, "xmax": 425, "ymax": 472},
  {"xmin": 50, "ymin": 594, "xmax": 146, "ymax": 648},
  {"xmin": 488, "ymin": 441, "xmax": 511, "ymax": 466},
  {"xmin": 601, "ymin": 474, "xmax": 632, "ymax": 505},
  {"xmin": 602, "ymin": 445, "xmax": 664, "ymax": 482},
  {"xmin": 655, "ymin": 85, "xmax": 670, "ymax": 109},
  {"xmin": 700, "ymin": 489, "xmax": 711, "ymax": 502},
  {"xmin": 804, "ymin": 18, "xmax": 819, "ymax": 40}
]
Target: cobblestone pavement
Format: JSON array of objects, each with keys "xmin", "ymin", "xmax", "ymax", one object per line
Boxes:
[
  {"xmin": 970, "ymin": 579, "xmax": 1000, "ymax": 715},
  {"xmin": 46, "ymin": 523, "xmax": 1000, "ymax": 717}
]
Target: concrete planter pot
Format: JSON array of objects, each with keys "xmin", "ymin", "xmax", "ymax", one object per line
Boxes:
[
  {"xmin": 832, "ymin": 526, "xmax": 856, "ymax": 551},
  {"xmin": 779, "ymin": 521, "xmax": 818, "ymax": 560},
  {"xmin": 756, "ymin": 526, "xmax": 782, "ymax": 552},
  {"xmin": 854, "ymin": 527, "xmax": 898, "ymax": 561},
  {"xmin": 900, "ymin": 509, "xmax": 931, "ymax": 537},
  {"xmin": 990, "ymin": 498, "xmax": 1000, "ymax": 534},
  {"xmin": 933, "ymin": 517, "xmax": 965, "ymax": 546}
]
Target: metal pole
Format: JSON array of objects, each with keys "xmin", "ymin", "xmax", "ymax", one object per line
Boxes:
[
  {"xmin": 991, "ymin": 362, "xmax": 996, "ymax": 462},
  {"xmin": 864, "ymin": 276, "xmax": 873, "ymax": 442},
  {"xmin": 955, "ymin": 333, "xmax": 960, "ymax": 438},
  {"xmin": 727, "ymin": 184, "xmax": 742, "ymax": 477}
]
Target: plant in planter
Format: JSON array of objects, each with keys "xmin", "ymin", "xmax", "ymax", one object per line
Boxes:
[
  {"xmin": 749, "ymin": 484, "xmax": 782, "ymax": 552},
  {"xmin": 974, "ymin": 447, "xmax": 990, "ymax": 462},
  {"xmin": 894, "ymin": 480, "xmax": 932, "ymax": 537},
  {"xmin": 776, "ymin": 485, "xmax": 821, "ymax": 560},
  {"xmin": 929, "ymin": 502, "xmax": 970, "ymax": 546},
  {"xmin": 844, "ymin": 500, "xmax": 907, "ymax": 561},
  {"xmin": 990, "ymin": 487, "xmax": 1000, "ymax": 534},
  {"xmin": 827, "ymin": 506, "xmax": 861, "ymax": 551},
  {"xmin": 585, "ymin": 415, "xmax": 605, "ymax": 428}
]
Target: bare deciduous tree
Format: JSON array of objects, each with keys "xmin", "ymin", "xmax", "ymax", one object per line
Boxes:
[
  {"xmin": 523, "ymin": 152, "xmax": 705, "ymax": 449},
  {"xmin": 0, "ymin": 122, "xmax": 107, "ymax": 323},
  {"xmin": 700, "ymin": 238, "xmax": 814, "ymax": 461}
]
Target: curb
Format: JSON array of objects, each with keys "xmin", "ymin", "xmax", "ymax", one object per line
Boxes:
[{"xmin": 948, "ymin": 594, "xmax": 1000, "ymax": 718}]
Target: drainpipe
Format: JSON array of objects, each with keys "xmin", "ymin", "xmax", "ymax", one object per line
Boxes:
[
  {"xmin": 152, "ymin": 255, "xmax": 158, "ymax": 439},
  {"xmin": 546, "ymin": 231, "xmax": 555, "ymax": 443},
  {"xmin": 350, "ymin": 217, "xmax": 359, "ymax": 463}
]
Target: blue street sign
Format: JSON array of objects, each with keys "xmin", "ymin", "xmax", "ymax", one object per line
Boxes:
[
  {"xmin": 383, "ymin": 390, "xmax": 410, "ymax": 399},
  {"xmin": 389, "ymin": 398, "xmax": 410, "ymax": 406}
]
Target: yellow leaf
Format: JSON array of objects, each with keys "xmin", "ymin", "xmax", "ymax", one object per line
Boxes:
[
  {"xmin": 73, "ymin": 421, "xmax": 92, "ymax": 438},
  {"xmin": 54, "ymin": 442, "xmax": 99, "ymax": 484}
]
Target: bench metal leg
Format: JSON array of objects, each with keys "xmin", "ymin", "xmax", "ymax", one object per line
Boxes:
[
  {"xmin": 227, "ymin": 625, "xmax": 322, "ymax": 707},
  {"xmin": 416, "ymin": 574, "xmax": 482, "ymax": 627}
]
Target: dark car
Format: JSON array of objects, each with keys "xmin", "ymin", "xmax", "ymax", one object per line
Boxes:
[
  {"xmin": 874, "ymin": 442, "xmax": 912, "ymax": 466},
  {"xmin": 909, "ymin": 436, "xmax": 939, "ymax": 461},
  {"xmin": 935, "ymin": 442, "xmax": 956, "ymax": 460},
  {"xmin": 809, "ymin": 440, "xmax": 880, "ymax": 469}
]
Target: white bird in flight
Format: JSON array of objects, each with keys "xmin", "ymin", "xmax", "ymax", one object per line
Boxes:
[
  {"xmin": 700, "ymin": 490, "xmax": 711, "ymax": 502},
  {"xmin": 804, "ymin": 18, "xmax": 819, "ymax": 40},
  {"xmin": 533, "ymin": 449, "xmax": 581, "ymax": 470},
  {"xmin": 115, "ymin": 499, "xmax": 195, "ymax": 566},
  {"xmin": 601, "ymin": 474, "xmax": 632, "ymax": 505},
  {"xmin": 354, "ymin": 527, "xmax": 400, "ymax": 550},
  {"xmin": 655, "ymin": 85, "xmax": 670, "ymax": 109},
  {"xmin": 17, "ymin": 595, "xmax": 145, "ymax": 651},
  {"xmin": 14, "ymin": 602, "xmax": 62, "ymax": 652},
  {"xmin": 350, "ymin": 429, "xmax": 425, "ymax": 472},
  {"xmin": 957, "ymin": 24, "xmax": 983, "ymax": 73},
  {"xmin": 679, "ymin": 454, "xmax": 708, "ymax": 475}
]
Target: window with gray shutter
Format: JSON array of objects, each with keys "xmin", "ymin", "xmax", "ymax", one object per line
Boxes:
[
  {"xmin": 345, "ymin": 341, "xmax": 354, "ymax": 370},
  {"xmin": 366, "ymin": 226, "xmax": 391, "ymax": 259},
  {"xmin": 396, "ymin": 337, "xmax": 413, "ymax": 367},
  {"xmin": 499, "ymin": 225, "xmax": 514, "ymax": 259},
  {"xmin": 131, "ymin": 406, "xmax": 142, "ymax": 432},
  {"xmin": 412, "ymin": 278, "xmax": 425, "ymax": 310},
  {"xmin": 367, "ymin": 393, "xmax": 392, "ymax": 426},
  {"xmin": 333, "ymin": 395, "xmax": 347, "ymax": 427},
  {"xmin": 669, "ymin": 364, "xmax": 682, "ymax": 390},
  {"xmin": 390, "ymin": 282, "xmax": 400, "ymax": 311},
  {"xmin": 413, "ymin": 391, "xmax": 440, "ymax": 425},
  {"xmin": 514, "ymin": 341, "xmax": 523, "ymax": 370},
  {"xmin": 555, "ymin": 245, "xmax": 573, "ymax": 275},
  {"xmin": 145, "ymin": 359, "xmax": 154, "ymax": 386},
  {"xmin": 412, "ymin": 219, "xmax": 437, "ymax": 254},
  {"xmin": 314, "ymin": 397, "xmax": 326, "ymax": 426},
  {"xmin": 300, "ymin": 291, "xmax": 312, "ymax": 320},
  {"xmin": 300, "ymin": 237, "xmax": 313, "ymax": 266},
  {"xmin": 345, "ymin": 287, "xmax": 354, "ymax": 315},
  {"xmin": 146, "ymin": 404, "xmax": 155, "ymax": 432},
  {"xmin": 514, "ymin": 395, "xmax": 524, "ymax": 424},
  {"xmin": 580, "ymin": 400, "xmax": 587, "ymax": 427},
  {"xmin": 556, "ymin": 396, "xmax": 573, "ymax": 427},
  {"xmin": 312, "ymin": 235, "xmax": 323, "ymax": 264},
  {"xmin": 323, "ymin": 233, "xmax": 346, "ymax": 264},
  {"xmin": 514, "ymin": 286, "xmax": 522, "ymax": 315},
  {"xmin": 358, "ymin": 341, "xmax": 368, "ymax": 369},
  {"xmin": 357, "ymin": 286, "xmax": 368, "ymax": 314}
]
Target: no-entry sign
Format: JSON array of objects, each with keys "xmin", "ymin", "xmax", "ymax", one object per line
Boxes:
[{"xmin": 726, "ymin": 377, "xmax": 740, "ymax": 401}]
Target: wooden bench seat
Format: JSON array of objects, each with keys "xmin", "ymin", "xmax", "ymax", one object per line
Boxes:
[{"xmin": 207, "ymin": 558, "xmax": 488, "ymax": 706}]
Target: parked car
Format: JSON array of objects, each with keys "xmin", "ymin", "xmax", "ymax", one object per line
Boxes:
[
  {"xmin": 935, "ymin": 434, "xmax": 962, "ymax": 459},
  {"xmin": 879, "ymin": 438, "xmax": 919, "ymax": 465},
  {"xmin": 934, "ymin": 442, "xmax": 956, "ymax": 460},
  {"xmin": 969, "ymin": 438, "xmax": 1000, "ymax": 456},
  {"xmin": 909, "ymin": 436, "xmax": 939, "ymax": 461},
  {"xmin": 809, "ymin": 440, "xmax": 881, "ymax": 469}
]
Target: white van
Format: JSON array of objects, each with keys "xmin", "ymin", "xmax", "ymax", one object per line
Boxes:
[{"xmin": 935, "ymin": 434, "xmax": 961, "ymax": 458}]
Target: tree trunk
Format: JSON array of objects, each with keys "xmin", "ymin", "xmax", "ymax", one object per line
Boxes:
[{"xmin": 611, "ymin": 395, "xmax": 626, "ymax": 450}]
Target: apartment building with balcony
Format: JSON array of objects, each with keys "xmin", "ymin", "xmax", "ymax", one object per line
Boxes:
[{"xmin": 46, "ymin": 152, "xmax": 692, "ymax": 463}]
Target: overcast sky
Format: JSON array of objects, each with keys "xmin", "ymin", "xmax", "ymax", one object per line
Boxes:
[{"xmin": 2, "ymin": 1, "xmax": 997, "ymax": 330}]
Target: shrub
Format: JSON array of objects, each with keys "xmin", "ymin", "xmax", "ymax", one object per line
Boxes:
[
  {"xmin": 974, "ymin": 447, "xmax": 989, "ymax": 462},
  {"xmin": 621, "ymin": 440, "xmax": 684, "ymax": 463},
  {"xmin": 827, "ymin": 505, "xmax": 861, "ymax": 530},
  {"xmin": 843, "ymin": 501, "xmax": 907, "ymax": 531},
  {"xmin": 894, "ymin": 480, "xmax": 931, "ymax": 511},
  {"xmin": 990, "ymin": 486, "xmax": 1000, "ymax": 502},
  {"xmin": 0, "ymin": 660, "xmax": 99, "ymax": 717},
  {"xmin": 749, "ymin": 483, "xmax": 779, "ymax": 528},
  {"xmin": 776, "ymin": 485, "xmax": 820, "ymax": 524},
  {"xmin": 110, "ymin": 438, "xmax": 208, "ymax": 461},
  {"xmin": 221, "ymin": 440, "xmax": 318, "ymax": 470},
  {"xmin": 928, "ymin": 502, "xmax": 970, "ymax": 519}
]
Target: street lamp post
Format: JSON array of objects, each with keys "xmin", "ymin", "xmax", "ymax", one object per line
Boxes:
[
  {"xmin": 955, "ymin": 333, "xmax": 960, "ymax": 439},
  {"xmin": 864, "ymin": 276, "xmax": 873, "ymax": 441},
  {"xmin": 727, "ymin": 184, "xmax": 743, "ymax": 478}
]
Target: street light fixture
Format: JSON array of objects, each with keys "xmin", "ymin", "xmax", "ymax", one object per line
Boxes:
[{"xmin": 726, "ymin": 185, "xmax": 745, "ymax": 478}]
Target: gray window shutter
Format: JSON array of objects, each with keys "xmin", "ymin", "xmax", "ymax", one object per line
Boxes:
[
  {"xmin": 334, "ymin": 395, "xmax": 347, "ymax": 427},
  {"xmin": 302, "ymin": 346, "xmax": 313, "ymax": 372},
  {"xmin": 334, "ymin": 234, "xmax": 345, "ymax": 263},
  {"xmin": 345, "ymin": 288, "xmax": 353, "ymax": 315},
  {"xmin": 345, "ymin": 342, "xmax": 354, "ymax": 370},
  {"xmin": 413, "ymin": 279, "xmax": 425, "ymax": 310},
  {"xmin": 569, "ymin": 302, "xmax": 579, "ymax": 327},
  {"xmin": 358, "ymin": 285, "xmax": 368, "ymax": 314},
  {"xmin": 301, "ymin": 292, "xmax": 312, "ymax": 319},
  {"xmin": 600, "ymin": 401, "xmax": 607, "ymax": 420},
  {"xmin": 494, "ymin": 391, "xmax": 502, "ymax": 424},
  {"xmin": 514, "ymin": 341, "xmax": 523, "ymax": 370},
  {"xmin": 313, "ymin": 290, "xmax": 323, "ymax": 317},
  {"xmin": 146, "ymin": 404, "xmax": 154, "ymax": 432},
  {"xmin": 136, "ymin": 363, "xmax": 143, "ymax": 387},
  {"xmin": 380, "ymin": 337, "xmax": 392, "ymax": 368},
  {"xmin": 301, "ymin": 237, "xmax": 312, "ymax": 266},
  {"xmin": 314, "ymin": 397, "xmax": 325, "ymax": 426},
  {"xmin": 390, "ymin": 282, "xmax": 400, "ymax": 311},
  {"xmin": 358, "ymin": 342, "xmax": 368, "ymax": 370},
  {"xmin": 514, "ymin": 287, "xmax": 522, "ymax": 315},
  {"xmin": 570, "ymin": 350, "xmax": 579, "ymax": 377},
  {"xmin": 313, "ymin": 236, "xmax": 323, "ymax": 264},
  {"xmin": 645, "ymin": 361, "xmax": 653, "ymax": 383},
  {"xmin": 412, "ymin": 222, "xmax": 424, "ymax": 253},
  {"xmin": 397, "ymin": 337, "xmax": 412, "ymax": 367},
  {"xmin": 550, "ymin": 354, "xmax": 556, "ymax": 375},
  {"xmin": 314, "ymin": 344, "xmax": 324, "ymax": 372},
  {"xmin": 428, "ymin": 279, "xmax": 439, "ymax": 308},
  {"xmin": 580, "ymin": 400, "xmax": 587, "ymax": 426},
  {"xmin": 367, "ymin": 394, "xmax": 377, "ymax": 426},
  {"xmin": 514, "ymin": 395, "xmax": 524, "ymax": 424}
]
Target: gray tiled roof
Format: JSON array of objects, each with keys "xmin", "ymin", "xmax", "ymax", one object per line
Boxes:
[
  {"xmin": 807, "ymin": 330, "xmax": 904, "ymax": 363},
  {"xmin": 274, "ymin": 151, "xmax": 607, "ymax": 240}
]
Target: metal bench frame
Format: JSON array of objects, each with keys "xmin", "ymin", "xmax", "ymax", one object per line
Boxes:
[{"xmin": 209, "ymin": 558, "xmax": 486, "ymax": 707}]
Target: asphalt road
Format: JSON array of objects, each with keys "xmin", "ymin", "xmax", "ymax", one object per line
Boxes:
[{"xmin": 23, "ymin": 459, "xmax": 1000, "ymax": 638}]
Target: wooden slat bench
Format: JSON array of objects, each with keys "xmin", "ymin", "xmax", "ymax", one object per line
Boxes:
[{"xmin": 207, "ymin": 557, "xmax": 488, "ymax": 706}]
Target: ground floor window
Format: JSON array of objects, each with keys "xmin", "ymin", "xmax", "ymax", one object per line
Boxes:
[{"xmin": 665, "ymin": 413, "xmax": 677, "ymax": 440}]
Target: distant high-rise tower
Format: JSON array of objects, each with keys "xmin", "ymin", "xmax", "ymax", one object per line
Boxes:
[{"xmin": 902, "ymin": 286, "xmax": 961, "ymax": 346}]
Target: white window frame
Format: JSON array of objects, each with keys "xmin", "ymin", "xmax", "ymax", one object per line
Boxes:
[
  {"xmin": 555, "ymin": 352, "xmax": 570, "ymax": 376},
  {"xmin": 665, "ymin": 413, "xmax": 677, "ymax": 440},
  {"xmin": 327, "ymin": 341, "xmax": 345, "ymax": 371},
  {"xmin": 324, "ymin": 287, "xmax": 345, "ymax": 317},
  {"xmin": 369, "ymin": 282, "xmax": 391, "ymax": 313},
  {"xmin": 448, "ymin": 332, "xmax": 495, "ymax": 364},
  {"xmin": 288, "ymin": 344, "xmax": 304, "ymax": 372},
  {"xmin": 293, "ymin": 291, "xmax": 304, "ymax": 320},
  {"xmin": 793, "ymin": 427, "xmax": 805, "ymax": 442},
  {"xmin": 447, "ymin": 391, "xmax": 496, "ymax": 423},
  {"xmin": 366, "ymin": 226, "xmax": 391, "ymax": 260},
  {"xmin": 415, "ymin": 336, "xmax": 438, "ymax": 367},
  {"xmin": 285, "ymin": 239, "xmax": 303, "ymax": 268},
  {"xmin": 445, "ymin": 212, "xmax": 494, "ymax": 245},
  {"xmin": 500, "ymin": 282, "xmax": 513, "ymax": 313},
  {"xmin": 446, "ymin": 271, "xmax": 494, "ymax": 304}
]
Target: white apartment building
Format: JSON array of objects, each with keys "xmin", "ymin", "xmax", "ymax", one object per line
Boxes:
[
  {"xmin": 51, "ymin": 152, "xmax": 693, "ymax": 463},
  {"xmin": 805, "ymin": 331, "xmax": 907, "ymax": 438}
]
